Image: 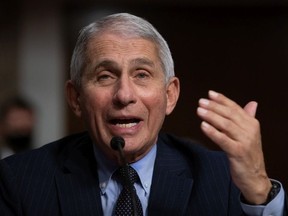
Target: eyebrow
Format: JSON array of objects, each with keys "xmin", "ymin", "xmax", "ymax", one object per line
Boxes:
[
  {"xmin": 130, "ymin": 57, "xmax": 155, "ymax": 68},
  {"xmin": 93, "ymin": 57, "xmax": 155, "ymax": 72},
  {"xmin": 93, "ymin": 60, "xmax": 119, "ymax": 72}
]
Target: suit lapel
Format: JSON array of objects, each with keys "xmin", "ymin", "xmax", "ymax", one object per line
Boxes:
[
  {"xmin": 55, "ymin": 134, "xmax": 103, "ymax": 215},
  {"xmin": 148, "ymin": 135, "xmax": 194, "ymax": 215},
  {"xmin": 54, "ymin": 133, "xmax": 195, "ymax": 215}
]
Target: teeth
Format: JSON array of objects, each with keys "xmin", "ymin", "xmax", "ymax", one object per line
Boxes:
[{"xmin": 116, "ymin": 122, "xmax": 137, "ymax": 128}]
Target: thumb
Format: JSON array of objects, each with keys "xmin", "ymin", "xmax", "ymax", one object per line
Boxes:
[{"xmin": 244, "ymin": 101, "xmax": 258, "ymax": 117}]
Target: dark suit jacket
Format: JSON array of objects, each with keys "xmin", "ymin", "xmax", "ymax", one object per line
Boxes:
[{"xmin": 0, "ymin": 132, "xmax": 286, "ymax": 215}]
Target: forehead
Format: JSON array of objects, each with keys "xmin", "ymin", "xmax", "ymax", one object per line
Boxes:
[
  {"xmin": 86, "ymin": 33, "xmax": 160, "ymax": 62},
  {"xmin": 5, "ymin": 108, "xmax": 33, "ymax": 120},
  {"xmin": 3, "ymin": 108, "xmax": 34, "ymax": 130}
]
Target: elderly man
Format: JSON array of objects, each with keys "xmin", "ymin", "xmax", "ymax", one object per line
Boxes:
[{"xmin": 0, "ymin": 13, "xmax": 286, "ymax": 216}]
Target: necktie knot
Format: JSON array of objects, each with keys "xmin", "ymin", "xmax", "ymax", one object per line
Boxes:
[
  {"xmin": 115, "ymin": 165, "xmax": 139, "ymax": 185},
  {"xmin": 113, "ymin": 165, "xmax": 143, "ymax": 216}
]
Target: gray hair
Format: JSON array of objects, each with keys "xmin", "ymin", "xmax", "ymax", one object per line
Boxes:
[{"xmin": 70, "ymin": 13, "xmax": 175, "ymax": 88}]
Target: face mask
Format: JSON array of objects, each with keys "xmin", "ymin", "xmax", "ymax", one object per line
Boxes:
[{"xmin": 4, "ymin": 134, "xmax": 32, "ymax": 153}]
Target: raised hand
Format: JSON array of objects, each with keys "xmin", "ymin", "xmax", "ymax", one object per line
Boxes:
[{"xmin": 197, "ymin": 90, "xmax": 271, "ymax": 204}]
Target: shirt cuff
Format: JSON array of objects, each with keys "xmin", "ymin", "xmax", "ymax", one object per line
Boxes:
[{"xmin": 240, "ymin": 180, "xmax": 285, "ymax": 216}]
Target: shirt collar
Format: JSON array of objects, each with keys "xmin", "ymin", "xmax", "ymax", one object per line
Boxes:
[{"xmin": 93, "ymin": 143, "xmax": 157, "ymax": 195}]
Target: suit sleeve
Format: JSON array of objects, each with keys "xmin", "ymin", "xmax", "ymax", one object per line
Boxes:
[{"xmin": 240, "ymin": 180, "xmax": 288, "ymax": 216}]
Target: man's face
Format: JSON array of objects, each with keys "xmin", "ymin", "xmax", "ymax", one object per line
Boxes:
[
  {"xmin": 2, "ymin": 108, "xmax": 34, "ymax": 135},
  {"xmin": 67, "ymin": 33, "xmax": 179, "ymax": 162},
  {"xmin": 0, "ymin": 107, "xmax": 34, "ymax": 152}
]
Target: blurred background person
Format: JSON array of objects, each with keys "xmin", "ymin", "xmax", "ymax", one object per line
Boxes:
[{"xmin": 0, "ymin": 97, "xmax": 35, "ymax": 159}]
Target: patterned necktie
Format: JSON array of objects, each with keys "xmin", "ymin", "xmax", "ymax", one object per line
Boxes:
[{"xmin": 114, "ymin": 166, "xmax": 143, "ymax": 216}]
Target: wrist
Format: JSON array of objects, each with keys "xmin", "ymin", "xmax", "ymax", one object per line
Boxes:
[
  {"xmin": 261, "ymin": 180, "xmax": 281, "ymax": 205},
  {"xmin": 241, "ymin": 180, "xmax": 281, "ymax": 205}
]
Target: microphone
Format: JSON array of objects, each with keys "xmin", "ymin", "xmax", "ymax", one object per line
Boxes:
[
  {"xmin": 110, "ymin": 136, "xmax": 125, "ymax": 150},
  {"xmin": 110, "ymin": 136, "xmax": 126, "ymax": 166},
  {"xmin": 110, "ymin": 136, "xmax": 138, "ymax": 216}
]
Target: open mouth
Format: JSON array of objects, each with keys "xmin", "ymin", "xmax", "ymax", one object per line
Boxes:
[{"xmin": 109, "ymin": 118, "xmax": 141, "ymax": 128}]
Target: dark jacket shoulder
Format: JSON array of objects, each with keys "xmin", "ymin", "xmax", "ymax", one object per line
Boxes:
[
  {"xmin": 0, "ymin": 131, "xmax": 92, "ymax": 195},
  {"xmin": 158, "ymin": 132, "xmax": 229, "ymax": 165}
]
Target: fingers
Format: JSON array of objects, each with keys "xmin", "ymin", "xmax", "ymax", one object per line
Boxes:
[
  {"xmin": 199, "ymin": 91, "xmax": 255, "ymax": 128},
  {"xmin": 197, "ymin": 90, "xmax": 270, "ymax": 204},
  {"xmin": 244, "ymin": 101, "xmax": 258, "ymax": 117},
  {"xmin": 196, "ymin": 90, "xmax": 260, "ymax": 155}
]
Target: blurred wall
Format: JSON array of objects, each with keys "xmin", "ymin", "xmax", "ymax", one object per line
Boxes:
[
  {"xmin": 18, "ymin": 2, "xmax": 66, "ymax": 147},
  {"xmin": 1, "ymin": 1, "xmax": 66, "ymax": 147},
  {"xmin": 0, "ymin": 3, "xmax": 20, "ymax": 101}
]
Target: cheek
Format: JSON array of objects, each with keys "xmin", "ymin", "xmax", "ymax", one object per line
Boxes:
[
  {"xmin": 79, "ymin": 90, "xmax": 108, "ymax": 119},
  {"xmin": 144, "ymin": 89, "xmax": 167, "ymax": 116}
]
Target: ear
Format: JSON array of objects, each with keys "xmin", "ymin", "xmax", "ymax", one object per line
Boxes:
[
  {"xmin": 165, "ymin": 77, "xmax": 180, "ymax": 115},
  {"xmin": 65, "ymin": 80, "xmax": 82, "ymax": 117}
]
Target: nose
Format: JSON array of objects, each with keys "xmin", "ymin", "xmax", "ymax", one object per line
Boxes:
[{"xmin": 113, "ymin": 76, "xmax": 136, "ymax": 107}]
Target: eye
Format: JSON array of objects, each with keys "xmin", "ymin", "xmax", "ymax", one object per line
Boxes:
[
  {"xmin": 135, "ymin": 70, "xmax": 150, "ymax": 79},
  {"xmin": 137, "ymin": 73, "xmax": 148, "ymax": 79},
  {"xmin": 97, "ymin": 73, "xmax": 112, "ymax": 81},
  {"xmin": 95, "ymin": 71, "xmax": 116, "ymax": 85}
]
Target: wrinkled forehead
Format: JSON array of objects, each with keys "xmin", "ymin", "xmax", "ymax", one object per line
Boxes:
[
  {"xmin": 87, "ymin": 29, "xmax": 158, "ymax": 49},
  {"xmin": 85, "ymin": 32, "xmax": 161, "ymax": 64}
]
